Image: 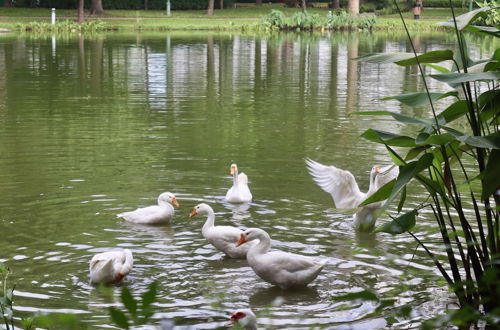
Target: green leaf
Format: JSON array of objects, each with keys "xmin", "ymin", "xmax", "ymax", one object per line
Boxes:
[
  {"xmin": 121, "ymin": 287, "xmax": 137, "ymax": 316},
  {"xmin": 359, "ymin": 179, "xmax": 395, "ymax": 206},
  {"xmin": 397, "ymin": 186, "xmax": 407, "ymax": 213},
  {"xmin": 382, "ymin": 91, "xmax": 458, "ymax": 107},
  {"xmin": 354, "ymin": 52, "xmax": 414, "ymax": 64},
  {"xmin": 424, "ymin": 63, "xmax": 451, "ymax": 73},
  {"xmin": 355, "ymin": 111, "xmax": 435, "ymax": 127},
  {"xmin": 436, "ymin": 100, "xmax": 469, "ymax": 125},
  {"xmin": 464, "ymin": 25, "xmax": 500, "ymax": 37},
  {"xmin": 405, "ymin": 146, "xmax": 427, "ymax": 161},
  {"xmin": 443, "ymin": 128, "xmax": 500, "ymax": 149},
  {"xmin": 361, "ymin": 129, "xmax": 416, "ymax": 147},
  {"xmin": 482, "ymin": 149, "xmax": 500, "ymax": 200},
  {"xmin": 394, "ymin": 50, "xmax": 454, "ymax": 66},
  {"xmin": 430, "ymin": 71, "xmax": 500, "ymax": 84},
  {"xmin": 375, "ymin": 209, "xmax": 417, "ymax": 234},
  {"xmin": 332, "ymin": 290, "xmax": 379, "ymax": 302},
  {"xmin": 437, "ymin": 7, "xmax": 491, "ymax": 30},
  {"xmin": 110, "ymin": 307, "xmax": 129, "ymax": 329},
  {"xmin": 141, "ymin": 282, "xmax": 157, "ymax": 310}
]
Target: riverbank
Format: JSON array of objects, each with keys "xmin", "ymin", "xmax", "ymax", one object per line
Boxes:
[{"xmin": 0, "ymin": 5, "xmax": 468, "ymax": 32}]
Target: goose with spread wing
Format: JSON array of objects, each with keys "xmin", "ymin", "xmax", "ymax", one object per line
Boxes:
[{"xmin": 305, "ymin": 158, "xmax": 398, "ymax": 231}]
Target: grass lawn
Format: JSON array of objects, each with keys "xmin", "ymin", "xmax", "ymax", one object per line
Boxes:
[{"xmin": 0, "ymin": 4, "xmax": 470, "ymax": 31}]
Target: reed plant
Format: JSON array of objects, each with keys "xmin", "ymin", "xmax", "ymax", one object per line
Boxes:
[{"xmin": 355, "ymin": 2, "xmax": 499, "ymax": 327}]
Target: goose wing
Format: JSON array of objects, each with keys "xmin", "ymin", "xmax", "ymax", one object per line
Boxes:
[{"xmin": 305, "ymin": 158, "xmax": 363, "ymax": 208}]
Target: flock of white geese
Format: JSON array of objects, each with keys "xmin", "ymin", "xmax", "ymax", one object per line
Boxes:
[{"xmin": 89, "ymin": 159, "xmax": 398, "ymax": 327}]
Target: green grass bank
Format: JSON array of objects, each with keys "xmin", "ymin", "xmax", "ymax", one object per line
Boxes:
[{"xmin": 0, "ymin": 4, "xmax": 468, "ymax": 32}]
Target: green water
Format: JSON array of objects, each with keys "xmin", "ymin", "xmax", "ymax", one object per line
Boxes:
[{"xmin": 0, "ymin": 31, "xmax": 485, "ymax": 328}]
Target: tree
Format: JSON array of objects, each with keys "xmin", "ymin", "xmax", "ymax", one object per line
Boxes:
[
  {"xmin": 208, "ymin": 0, "xmax": 214, "ymax": 15},
  {"xmin": 77, "ymin": 0, "xmax": 85, "ymax": 23},
  {"xmin": 256, "ymin": 0, "xmax": 262, "ymax": 5},
  {"xmin": 332, "ymin": 0, "xmax": 340, "ymax": 9},
  {"xmin": 4, "ymin": 0, "xmax": 13, "ymax": 7},
  {"xmin": 347, "ymin": 0, "xmax": 359, "ymax": 15},
  {"xmin": 300, "ymin": 0, "xmax": 306, "ymax": 11},
  {"xmin": 90, "ymin": 0, "xmax": 104, "ymax": 15}
]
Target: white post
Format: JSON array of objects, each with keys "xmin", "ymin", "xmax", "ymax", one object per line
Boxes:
[
  {"xmin": 51, "ymin": 8, "xmax": 56, "ymax": 25},
  {"xmin": 166, "ymin": 0, "xmax": 171, "ymax": 16}
]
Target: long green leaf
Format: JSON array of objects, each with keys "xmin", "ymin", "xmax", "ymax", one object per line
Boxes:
[
  {"xmin": 430, "ymin": 71, "xmax": 500, "ymax": 84},
  {"xmin": 332, "ymin": 290, "xmax": 379, "ymax": 302},
  {"xmin": 109, "ymin": 308, "xmax": 129, "ymax": 329},
  {"xmin": 354, "ymin": 52, "xmax": 414, "ymax": 64},
  {"xmin": 424, "ymin": 63, "xmax": 451, "ymax": 73},
  {"xmin": 359, "ymin": 179, "xmax": 396, "ymax": 206},
  {"xmin": 382, "ymin": 91, "xmax": 458, "ymax": 107},
  {"xmin": 436, "ymin": 100, "xmax": 469, "ymax": 125},
  {"xmin": 397, "ymin": 186, "xmax": 407, "ymax": 213},
  {"xmin": 121, "ymin": 287, "xmax": 137, "ymax": 317},
  {"xmin": 443, "ymin": 127, "xmax": 500, "ymax": 149},
  {"xmin": 141, "ymin": 282, "xmax": 158, "ymax": 310},
  {"xmin": 464, "ymin": 25, "xmax": 500, "ymax": 37},
  {"xmin": 394, "ymin": 50, "xmax": 454, "ymax": 66},
  {"xmin": 375, "ymin": 209, "xmax": 417, "ymax": 234},
  {"xmin": 362, "ymin": 129, "xmax": 416, "ymax": 147},
  {"xmin": 355, "ymin": 111, "xmax": 435, "ymax": 127},
  {"xmin": 482, "ymin": 149, "xmax": 500, "ymax": 200},
  {"xmin": 437, "ymin": 7, "xmax": 491, "ymax": 30}
]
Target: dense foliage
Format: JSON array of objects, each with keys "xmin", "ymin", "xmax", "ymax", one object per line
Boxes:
[
  {"xmin": 357, "ymin": 5, "xmax": 500, "ymax": 327},
  {"xmin": 13, "ymin": 0, "xmax": 235, "ymax": 10},
  {"xmin": 262, "ymin": 9, "xmax": 377, "ymax": 30}
]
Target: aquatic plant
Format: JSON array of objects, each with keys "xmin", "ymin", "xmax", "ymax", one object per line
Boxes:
[
  {"xmin": 0, "ymin": 263, "xmax": 14, "ymax": 330},
  {"xmin": 109, "ymin": 282, "xmax": 158, "ymax": 329},
  {"xmin": 355, "ymin": 2, "xmax": 500, "ymax": 327},
  {"xmin": 261, "ymin": 9, "xmax": 378, "ymax": 31},
  {"xmin": 16, "ymin": 20, "xmax": 109, "ymax": 33}
]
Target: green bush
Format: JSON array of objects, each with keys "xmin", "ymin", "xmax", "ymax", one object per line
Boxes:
[{"xmin": 29, "ymin": 0, "xmax": 234, "ymax": 10}]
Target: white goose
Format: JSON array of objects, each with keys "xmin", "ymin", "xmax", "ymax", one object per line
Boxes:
[
  {"xmin": 225, "ymin": 164, "xmax": 252, "ymax": 203},
  {"xmin": 89, "ymin": 249, "xmax": 133, "ymax": 284},
  {"xmin": 227, "ymin": 309, "xmax": 257, "ymax": 330},
  {"xmin": 236, "ymin": 228, "xmax": 326, "ymax": 289},
  {"xmin": 189, "ymin": 203, "xmax": 257, "ymax": 259},
  {"xmin": 305, "ymin": 158, "xmax": 399, "ymax": 231},
  {"xmin": 117, "ymin": 192, "xmax": 179, "ymax": 225}
]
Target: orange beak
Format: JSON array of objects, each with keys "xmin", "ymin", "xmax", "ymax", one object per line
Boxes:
[
  {"xmin": 115, "ymin": 273, "xmax": 125, "ymax": 281},
  {"xmin": 230, "ymin": 166, "xmax": 236, "ymax": 175},
  {"xmin": 172, "ymin": 197, "xmax": 179, "ymax": 208},
  {"xmin": 235, "ymin": 233, "xmax": 246, "ymax": 247},
  {"xmin": 189, "ymin": 208, "xmax": 197, "ymax": 218},
  {"xmin": 375, "ymin": 166, "xmax": 381, "ymax": 173}
]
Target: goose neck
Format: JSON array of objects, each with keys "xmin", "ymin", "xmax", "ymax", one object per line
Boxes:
[
  {"xmin": 250, "ymin": 232, "xmax": 271, "ymax": 255},
  {"xmin": 201, "ymin": 208, "xmax": 216, "ymax": 235}
]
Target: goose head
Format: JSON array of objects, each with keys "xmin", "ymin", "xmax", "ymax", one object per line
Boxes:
[
  {"xmin": 235, "ymin": 228, "xmax": 266, "ymax": 247},
  {"xmin": 189, "ymin": 203, "xmax": 212, "ymax": 218},
  {"xmin": 158, "ymin": 192, "xmax": 179, "ymax": 207},
  {"xmin": 230, "ymin": 163, "xmax": 238, "ymax": 175},
  {"xmin": 227, "ymin": 309, "xmax": 257, "ymax": 329}
]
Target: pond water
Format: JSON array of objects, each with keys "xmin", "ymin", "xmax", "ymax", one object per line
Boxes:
[{"xmin": 0, "ymin": 31, "xmax": 493, "ymax": 329}]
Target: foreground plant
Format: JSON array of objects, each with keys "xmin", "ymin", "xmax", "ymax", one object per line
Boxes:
[
  {"xmin": 0, "ymin": 263, "xmax": 14, "ymax": 330},
  {"xmin": 355, "ymin": 3, "xmax": 499, "ymax": 327}
]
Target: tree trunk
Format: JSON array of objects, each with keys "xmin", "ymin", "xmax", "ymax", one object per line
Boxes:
[
  {"xmin": 145, "ymin": 0, "xmax": 148, "ymax": 10},
  {"xmin": 208, "ymin": 0, "xmax": 214, "ymax": 15},
  {"xmin": 332, "ymin": 0, "xmax": 340, "ymax": 9},
  {"xmin": 300, "ymin": 0, "xmax": 306, "ymax": 12},
  {"xmin": 256, "ymin": 0, "xmax": 262, "ymax": 5},
  {"xmin": 4, "ymin": 0, "xmax": 13, "ymax": 7},
  {"xmin": 77, "ymin": 0, "xmax": 85, "ymax": 23},
  {"xmin": 219, "ymin": 0, "xmax": 223, "ymax": 9},
  {"xmin": 90, "ymin": 0, "xmax": 104, "ymax": 15},
  {"xmin": 347, "ymin": 0, "xmax": 359, "ymax": 15}
]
